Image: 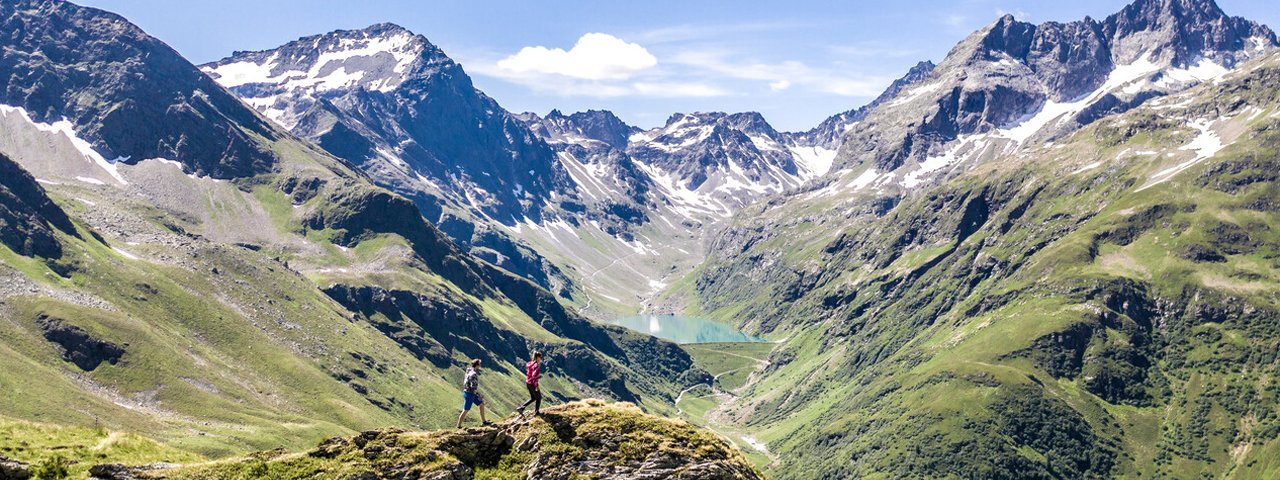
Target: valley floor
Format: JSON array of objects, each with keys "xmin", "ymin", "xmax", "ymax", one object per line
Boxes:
[{"xmin": 678, "ymin": 342, "xmax": 780, "ymax": 469}]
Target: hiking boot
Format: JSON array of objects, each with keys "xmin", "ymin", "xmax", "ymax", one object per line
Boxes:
[
  {"xmin": 482, "ymin": 420, "xmax": 495, "ymax": 427},
  {"xmin": 516, "ymin": 406, "xmax": 526, "ymax": 416}
]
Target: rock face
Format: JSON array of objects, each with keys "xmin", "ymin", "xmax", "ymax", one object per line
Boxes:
[
  {"xmin": 37, "ymin": 314, "xmax": 125, "ymax": 371},
  {"xmin": 0, "ymin": 456, "xmax": 30, "ymax": 480},
  {"xmin": 139, "ymin": 401, "xmax": 764, "ymax": 480},
  {"xmin": 828, "ymin": 0, "xmax": 1278, "ymax": 186},
  {"xmin": 0, "ymin": 0, "xmax": 278, "ymax": 178},
  {"xmin": 0, "ymin": 152, "xmax": 76, "ymax": 259},
  {"xmin": 516, "ymin": 109, "xmax": 654, "ymax": 236}
]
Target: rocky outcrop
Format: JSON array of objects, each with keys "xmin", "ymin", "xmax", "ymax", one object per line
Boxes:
[
  {"xmin": 0, "ymin": 152, "xmax": 76, "ymax": 258},
  {"xmin": 130, "ymin": 401, "xmax": 764, "ymax": 480},
  {"xmin": 37, "ymin": 314, "xmax": 125, "ymax": 371},
  {"xmin": 0, "ymin": 456, "xmax": 30, "ymax": 480}
]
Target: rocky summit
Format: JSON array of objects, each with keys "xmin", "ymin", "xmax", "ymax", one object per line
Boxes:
[{"xmin": 97, "ymin": 401, "xmax": 763, "ymax": 480}]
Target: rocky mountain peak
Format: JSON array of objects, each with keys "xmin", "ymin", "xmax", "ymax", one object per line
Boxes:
[
  {"xmin": 628, "ymin": 111, "xmax": 801, "ymax": 195},
  {"xmin": 978, "ymin": 14, "xmax": 1037, "ymax": 59},
  {"xmin": 1104, "ymin": 0, "xmax": 1277, "ymax": 66},
  {"xmin": 724, "ymin": 111, "xmax": 781, "ymax": 139},
  {"xmin": 516, "ymin": 109, "xmax": 635, "ymax": 151},
  {"xmin": 549, "ymin": 109, "xmax": 636, "ymax": 150},
  {"xmin": 201, "ymin": 22, "xmax": 448, "ymax": 128},
  {"xmin": 204, "ymin": 23, "xmax": 572, "ymax": 228},
  {"xmin": 824, "ymin": 0, "xmax": 1277, "ymax": 183}
]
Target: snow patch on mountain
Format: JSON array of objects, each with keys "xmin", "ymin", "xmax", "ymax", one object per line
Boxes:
[
  {"xmin": 0, "ymin": 104, "xmax": 127, "ymax": 185},
  {"xmin": 204, "ymin": 31, "xmax": 418, "ymax": 92},
  {"xmin": 896, "ymin": 52, "xmax": 1239, "ymax": 191},
  {"xmin": 789, "ymin": 145, "xmax": 837, "ymax": 178},
  {"xmin": 1138, "ymin": 118, "xmax": 1226, "ymax": 191},
  {"xmin": 202, "ymin": 27, "xmax": 424, "ymax": 128}
]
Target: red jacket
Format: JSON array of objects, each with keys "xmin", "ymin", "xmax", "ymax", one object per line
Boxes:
[{"xmin": 525, "ymin": 361, "xmax": 541, "ymax": 388}]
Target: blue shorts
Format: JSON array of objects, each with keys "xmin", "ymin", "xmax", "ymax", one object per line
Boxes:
[{"xmin": 462, "ymin": 390, "xmax": 484, "ymax": 411}]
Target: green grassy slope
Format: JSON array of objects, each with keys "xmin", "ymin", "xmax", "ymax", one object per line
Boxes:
[
  {"xmin": 688, "ymin": 52, "xmax": 1280, "ymax": 478},
  {"xmin": 0, "ymin": 416, "xmax": 200, "ymax": 479},
  {"xmin": 0, "ymin": 136, "xmax": 702, "ymax": 459},
  {"xmin": 0, "ymin": 5, "xmax": 702, "ymax": 466}
]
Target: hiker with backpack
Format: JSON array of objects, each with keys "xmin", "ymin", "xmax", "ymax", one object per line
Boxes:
[
  {"xmin": 517, "ymin": 351, "xmax": 542, "ymax": 417},
  {"xmin": 456, "ymin": 359, "xmax": 493, "ymax": 428}
]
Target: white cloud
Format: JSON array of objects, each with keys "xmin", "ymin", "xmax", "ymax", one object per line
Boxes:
[
  {"xmin": 670, "ymin": 50, "xmax": 891, "ymax": 97},
  {"xmin": 470, "ymin": 28, "xmax": 890, "ymax": 101},
  {"xmin": 995, "ymin": 8, "xmax": 1031, "ymax": 21},
  {"xmin": 629, "ymin": 21, "xmax": 816, "ymax": 45},
  {"xmin": 633, "ymin": 82, "xmax": 729, "ymax": 97},
  {"xmin": 497, "ymin": 33, "xmax": 656, "ymax": 80},
  {"xmin": 941, "ymin": 13, "xmax": 969, "ymax": 27},
  {"xmin": 502, "ymin": 78, "xmax": 727, "ymax": 98}
]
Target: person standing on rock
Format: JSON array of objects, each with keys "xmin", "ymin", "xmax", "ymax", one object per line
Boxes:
[
  {"xmin": 517, "ymin": 351, "xmax": 543, "ymax": 416},
  {"xmin": 457, "ymin": 359, "xmax": 493, "ymax": 428}
]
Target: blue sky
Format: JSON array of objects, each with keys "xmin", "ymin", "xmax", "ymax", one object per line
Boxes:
[{"xmin": 79, "ymin": 0, "xmax": 1277, "ymax": 132}]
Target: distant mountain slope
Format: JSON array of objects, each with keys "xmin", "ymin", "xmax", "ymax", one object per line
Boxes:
[
  {"xmin": 0, "ymin": 0, "xmax": 703, "ymax": 457},
  {"xmin": 682, "ymin": 1, "xmax": 1280, "ymax": 477},
  {"xmin": 0, "ymin": 0, "xmax": 279, "ymax": 178},
  {"xmin": 501, "ymin": 63, "xmax": 952, "ymax": 310},
  {"xmin": 787, "ymin": 60, "xmax": 936, "ymax": 150}
]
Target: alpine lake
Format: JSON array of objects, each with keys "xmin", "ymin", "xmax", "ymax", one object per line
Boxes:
[{"xmin": 608, "ymin": 314, "xmax": 767, "ymax": 344}]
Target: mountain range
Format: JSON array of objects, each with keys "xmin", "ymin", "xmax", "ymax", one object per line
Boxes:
[
  {"xmin": 199, "ymin": 26, "xmax": 920, "ymax": 312},
  {"xmin": 2, "ymin": 0, "xmax": 1280, "ymax": 478}
]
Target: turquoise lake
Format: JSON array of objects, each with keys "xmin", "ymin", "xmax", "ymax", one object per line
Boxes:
[{"xmin": 608, "ymin": 314, "xmax": 766, "ymax": 344}]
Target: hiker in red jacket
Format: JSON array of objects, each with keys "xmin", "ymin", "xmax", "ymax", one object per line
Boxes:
[{"xmin": 516, "ymin": 351, "xmax": 542, "ymax": 416}]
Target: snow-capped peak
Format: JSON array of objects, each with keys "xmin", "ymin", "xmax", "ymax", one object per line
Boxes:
[{"xmin": 202, "ymin": 23, "xmax": 431, "ymax": 128}]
